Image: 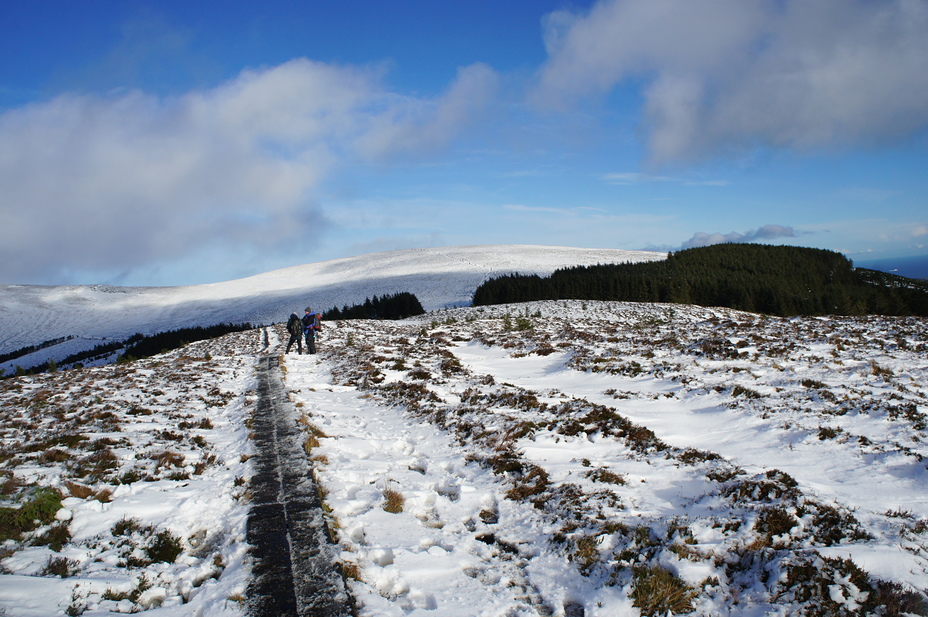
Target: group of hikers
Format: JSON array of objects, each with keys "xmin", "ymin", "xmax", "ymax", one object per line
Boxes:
[{"xmin": 286, "ymin": 307, "xmax": 322, "ymax": 355}]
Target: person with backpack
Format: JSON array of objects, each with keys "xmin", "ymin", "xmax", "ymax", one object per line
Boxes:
[
  {"xmin": 285, "ymin": 312, "xmax": 303, "ymax": 354},
  {"xmin": 302, "ymin": 306, "xmax": 322, "ymax": 354}
]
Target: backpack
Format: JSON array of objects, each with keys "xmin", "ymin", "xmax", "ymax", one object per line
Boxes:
[
  {"xmin": 302, "ymin": 312, "xmax": 322, "ymax": 331},
  {"xmin": 287, "ymin": 313, "xmax": 302, "ymax": 336}
]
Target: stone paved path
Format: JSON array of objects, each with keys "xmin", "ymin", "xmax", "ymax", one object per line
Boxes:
[{"xmin": 246, "ymin": 351, "xmax": 353, "ymax": 617}]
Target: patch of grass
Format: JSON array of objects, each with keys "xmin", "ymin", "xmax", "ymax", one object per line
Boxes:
[
  {"xmin": 585, "ymin": 467, "xmax": 626, "ymax": 485},
  {"xmin": 64, "ymin": 481, "xmax": 94, "ymax": 499},
  {"xmin": 871, "ymin": 361, "xmax": 893, "ymax": 380},
  {"xmin": 146, "ymin": 529, "xmax": 183, "ymax": 563},
  {"xmin": 630, "ymin": 564, "xmax": 696, "ymax": 616},
  {"xmin": 382, "ymin": 488, "xmax": 405, "ymax": 514},
  {"xmin": 342, "ymin": 562, "xmax": 363, "ymax": 581},
  {"xmin": 505, "ymin": 464, "xmax": 550, "ymax": 501},
  {"xmin": 723, "ymin": 469, "xmax": 800, "ymax": 504},
  {"xmin": 36, "ymin": 522, "xmax": 72, "ymax": 552},
  {"xmin": 755, "ymin": 506, "xmax": 798, "ymax": 540},
  {"xmin": 569, "ymin": 534, "xmax": 602, "ymax": 575},
  {"xmin": 40, "ymin": 448, "xmax": 71, "ymax": 463},
  {"xmin": 732, "ymin": 385, "xmax": 762, "ymax": 399},
  {"xmin": 41, "ymin": 555, "xmax": 80, "ymax": 578},
  {"xmin": 407, "ymin": 367, "xmax": 431, "ymax": 380},
  {"xmin": 178, "ymin": 417, "xmax": 214, "ymax": 429},
  {"xmin": 118, "ymin": 469, "xmax": 143, "ymax": 484},
  {"xmin": 798, "ymin": 501, "xmax": 871, "ymax": 546},
  {"xmin": 678, "ymin": 448, "xmax": 722, "ymax": 465},
  {"xmin": 101, "ymin": 588, "xmax": 132, "ymax": 602},
  {"xmin": 869, "ymin": 579, "xmax": 928, "ymax": 616},
  {"xmin": 227, "ymin": 592, "xmax": 247, "ymax": 604},
  {"xmin": 151, "ymin": 450, "xmax": 185, "ymax": 470},
  {"xmin": 780, "ymin": 556, "xmax": 874, "ymax": 612},
  {"xmin": 0, "ymin": 486, "xmax": 63, "ymax": 542},
  {"xmin": 112, "ymin": 516, "xmax": 152, "ymax": 537},
  {"xmin": 72, "ymin": 448, "xmax": 119, "ymax": 479},
  {"xmin": 802, "ymin": 379, "xmax": 827, "ymax": 389},
  {"xmin": 0, "ymin": 474, "xmax": 23, "ymax": 495}
]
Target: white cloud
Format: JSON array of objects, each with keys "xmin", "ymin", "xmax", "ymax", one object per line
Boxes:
[
  {"xmin": 534, "ymin": 0, "xmax": 928, "ymax": 163},
  {"xmin": 602, "ymin": 171, "xmax": 729, "ymax": 186},
  {"xmin": 602, "ymin": 172, "xmax": 676, "ymax": 185},
  {"xmin": 680, "ymin": 224, "xmax": 801, "ymax": 249},
  {"xmin": 356, "ymin": 63, "xmax": 499, "ymax": 160},
  {"xmin": 0, "ymin": 59, "xmax": 497, "ymax": 283},
  {"xmin": 504, "ymin": 204, "xmax": 577, "ymax": 216}
]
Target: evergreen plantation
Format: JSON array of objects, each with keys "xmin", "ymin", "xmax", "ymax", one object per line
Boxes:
[
  {"xmin": 472, "ymin": 244, "xmax": 928, "ymax": 316},
  {"xmin": 322, "ymin": 291, "xmax": 425, "ymax": 321}
]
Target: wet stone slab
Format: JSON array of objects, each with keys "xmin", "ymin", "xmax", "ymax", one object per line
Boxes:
[{"xmin": 246, "ymin": 353, "xmax": 353, "ymax": 617}]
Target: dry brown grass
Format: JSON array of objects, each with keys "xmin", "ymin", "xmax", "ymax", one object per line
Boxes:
[
  {"xmin": 382, "ymin": 488, "xmax": 404, "ymax": 514},
  {"xmin": 630, "ymin": 564, "xmax": 696, "ymax": 616},
  {"xmin": 342, "ymin": 561, "xmax": 363, "ymax": 581}
]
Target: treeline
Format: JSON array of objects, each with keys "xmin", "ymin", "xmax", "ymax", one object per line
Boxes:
[
  {"xmin": 323, "ymin": 292, "xmax": 425, "ymax": 321},
  {"xmin": 119, "ymin": 323, "xmax": 253, "ymax": 361},
  {"xmin": 2, "ymin": 323, "xmax": 252, "ymax": 378},
  {"xmin": 472, "ymin": 244, "xmax": 928, "ymax": 317},
  {"xmin": 0, "ymin": 336, "xmax": 75, "ymax": 365}
]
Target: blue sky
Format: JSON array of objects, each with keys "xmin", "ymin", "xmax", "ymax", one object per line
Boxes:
[{"xmin": 2, "ymin": 0, "xmax": 927, "ymax": 286}]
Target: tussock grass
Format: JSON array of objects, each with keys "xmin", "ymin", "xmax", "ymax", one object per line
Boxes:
[
  {"xmin": 382, "ymin": 488, "xmax": 405, "ymax": 514},
  {"xmin": 630, "ymin": 564, "xmax": 696, "ymax": 616}
]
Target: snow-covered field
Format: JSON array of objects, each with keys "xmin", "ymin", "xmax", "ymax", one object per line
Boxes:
[
  {"xmin": 0, "ymin": 329, "xmax": 262, "ymax": 616},
  {"xmin": 3, "ymin": 300, "xmax": 927, "ymax": 615}
]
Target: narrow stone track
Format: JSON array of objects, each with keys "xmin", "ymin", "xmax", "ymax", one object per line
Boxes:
[{"xmin": 246, "ymin": 352, "xmax": 354, "ymax": 617}]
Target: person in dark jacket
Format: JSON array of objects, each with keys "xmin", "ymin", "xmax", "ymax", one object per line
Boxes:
[
  {"xmin": 285, "ymin": 312, "xmax": 303, "ymax": 354},
  {"xmin": 302, "ymin": 307, "xmax": 321, "ymax": 354}
]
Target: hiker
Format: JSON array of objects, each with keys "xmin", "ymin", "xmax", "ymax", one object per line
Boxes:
[
  {"xmin": 302, "ymin": 307, "xmax": 322, "ymax": 354},
  {"xmin": 285, "ymin": 312, "xmax": 303, "ymax": 354}
]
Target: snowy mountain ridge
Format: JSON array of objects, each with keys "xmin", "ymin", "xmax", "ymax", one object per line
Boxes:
[{"xmin": 0, "ymin": 245, "xmax": 664, "ymax": 372}]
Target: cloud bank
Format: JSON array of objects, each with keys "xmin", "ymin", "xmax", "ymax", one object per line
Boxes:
[
  {"xmin": 535, "ymin": 0, "xmax": 928, "ymax": 164},
  {"xmin": 680, "ymin": 224, "xmax": 801, "ymax": 250},
  {"xmin": 0, "ymin": 59, "xmax": 498, "ymax": 284}
]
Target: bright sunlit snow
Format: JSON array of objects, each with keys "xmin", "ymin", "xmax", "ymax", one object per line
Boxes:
[{"xmin": 1, "ymin": 246, "xmax": 927, "ymax": 615}]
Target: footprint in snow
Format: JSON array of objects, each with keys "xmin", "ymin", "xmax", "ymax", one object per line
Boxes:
[{"xmin": 406, "ymin": 589, "xmax": 437, "ymax": 610}]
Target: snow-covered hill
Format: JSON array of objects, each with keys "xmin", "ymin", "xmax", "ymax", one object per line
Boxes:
[
  {"xmin": 2, "ymin": 301, "xmax": 927, "ymax": 615},
  {"xmin": 8, "ymin": 244, "xmax": 927, "ymax": 615},
  {"xmin": 0, "ymin": 245, "xmax": 663, "ymax": 373}
]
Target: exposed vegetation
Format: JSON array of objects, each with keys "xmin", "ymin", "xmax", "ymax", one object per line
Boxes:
[
  {"xmin": 313, "ymin": 301, "xmax": 928, "ymax": 615},
  {"xmin": 0, "ymin": 329, "xmax": 257, "ymax": 614}
]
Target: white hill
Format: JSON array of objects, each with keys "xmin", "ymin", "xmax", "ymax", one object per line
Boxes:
[{"xmin": 0, "ymin": 245, "xmax": 664, "ymax": 372}]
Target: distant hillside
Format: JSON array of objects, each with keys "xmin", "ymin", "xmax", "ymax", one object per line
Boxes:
[
  {"xmin": 0, "ymin": 245, "xmax": 664, "ymax": 371},
  {"xmin": 473, "ymin": 244, "xmax": 928, "ymax": 316}
]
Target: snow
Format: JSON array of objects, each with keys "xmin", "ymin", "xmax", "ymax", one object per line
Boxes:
[
  {"xmin": 1, "ymin": 245, "xmax": 664, "ymax": 374},
  {"xmin": 0, "ymin": 331, "xmax": 259, "ymax": 616},
  {"xmin": 1, "ymin": 246, "xmax": 928, "ymax": 615}
]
